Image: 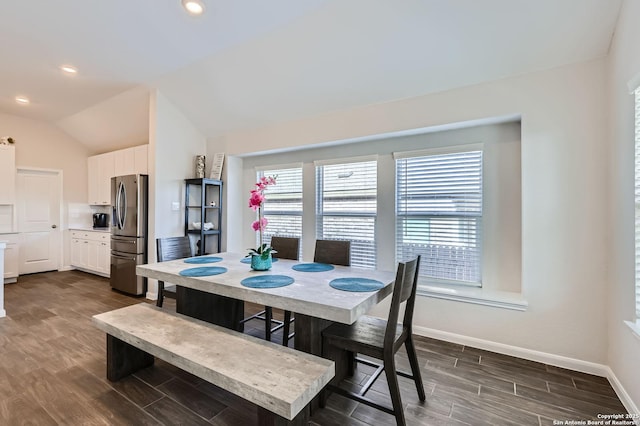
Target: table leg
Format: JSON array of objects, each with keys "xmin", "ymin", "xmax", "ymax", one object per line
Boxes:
[
  {"xmin": 176, "ymin": 287, "xmax": 245, "ymax": 332},
  {"xmin": 293, "ymin": 314, "xmax": 349, "ymax": 414},
  {"xmin": 106, "ymin": 335, "xmax": 154, "ymax": 381}
]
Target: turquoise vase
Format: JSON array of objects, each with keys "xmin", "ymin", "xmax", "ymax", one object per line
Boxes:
[{"xmin": 250, "ymin": 253, "xmax": 272, "ymax": 271}]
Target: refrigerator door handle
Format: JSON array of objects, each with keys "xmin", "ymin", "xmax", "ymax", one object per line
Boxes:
[
  {"xmin": 111, "ymin": 252, "xmax": 137, "ymax": 261},
  {"xmin": 117, "ymin": 180, "xmax": 126, "ymax": 229}
]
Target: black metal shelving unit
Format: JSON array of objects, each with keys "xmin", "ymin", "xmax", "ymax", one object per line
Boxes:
[{"xmin": 184, "ymin": 178, "xmax": 222, "ymax": 255}]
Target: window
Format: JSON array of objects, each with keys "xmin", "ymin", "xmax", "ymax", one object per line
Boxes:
[
  {"xmin": 257, "ymin": 166, "xmax": 303, "ymax": 257},
  {"xmin": 395, "ymin": 147, "xmax": 483, "ymax": 286},
  {"xmin": 635, "ymin": 86, "xmax": 640, "ymax": 319},
  {"xmin": 316, "ymin": 159, "xmax": 377, "ymax": 268}
]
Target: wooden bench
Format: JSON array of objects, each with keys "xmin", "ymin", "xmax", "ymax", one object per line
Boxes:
[{"xmin": 92, "ymin": 303, "xmax": 334, "ymax": 425}]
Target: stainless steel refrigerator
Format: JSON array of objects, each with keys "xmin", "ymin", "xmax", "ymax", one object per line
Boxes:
[{"xmin": 110, "ymin": 174, "xmax": 148, "ymax": 296}]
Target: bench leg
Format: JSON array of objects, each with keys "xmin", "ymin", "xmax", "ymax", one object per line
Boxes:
[
  {"xmin": 257, "ymin": 406, "xmax": 309, "ymax": 426},
  {"xmin": 106, "ymin": 335, "xmax": 154, "ymax": 381}
]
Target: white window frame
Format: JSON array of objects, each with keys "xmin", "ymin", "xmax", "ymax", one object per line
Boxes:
[
  {"xmin": 394, "ymin": 144, "xmax": 483, "ymax": 288},
  {"xmin": 633, "ymin": 83, "xmax": 640, "ymax": 322},
  {"xmin": 256, "ymin": 164, "xmax": 303, "ymax": 258},
  {"xmin": 315, "ymin": 156, "xmax": 377, "ymax": 268}
]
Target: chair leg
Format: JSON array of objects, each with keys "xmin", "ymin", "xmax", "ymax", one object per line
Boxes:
[
  {"xmin": 265, "ymin": 307, "xmax": 273, "ymax": 341},
  {"xmin": 347, "ymin": 351, "xmax": 355, "ymax": 376},
  {"xmin": 383, "ymin": 356, "xmax": 406, "ymax": 426},
  {"xmin": 282, "ymin": 310, "xmax": 292, "ymax": 347},
  {"xmin": 405, "ymin": 335, "xmax": 426, "ymax": 401},
  {"xmin": 156, "ymin": 282, "xmax": 164, "ymax": 307}
]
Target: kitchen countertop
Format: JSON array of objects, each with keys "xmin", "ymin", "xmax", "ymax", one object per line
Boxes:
[{"xmin": 70, "ymin": 227, "xmax": 111, "ymax": 233}]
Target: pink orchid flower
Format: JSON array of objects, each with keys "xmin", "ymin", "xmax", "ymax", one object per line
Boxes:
[
  {"xmin": 251, "ymin": 217, "xmax": 268, "ymax": 231},
  {"xmin": 248, "ymin": 190, "xmax": 264, "ymax": 210}
]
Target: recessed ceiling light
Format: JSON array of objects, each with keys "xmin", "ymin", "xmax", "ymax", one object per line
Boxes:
[
  {"xmin": 182, "ymin": 0, "xmax": 204, "ymax": 15},
  {"xmin": 15, "ymin": 96, "xmax": 30, "ymax": 105},
  {"xmin": 60, "ymin": 65, "xmax": 78, "ymax": 75}
]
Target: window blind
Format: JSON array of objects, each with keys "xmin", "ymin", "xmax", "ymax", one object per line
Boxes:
[
  {"xmin": 258, "ymin": 167, "xmax": 303, "ymax": 259},
  {"xmin": 635, "ymin": 87, "xmax": 640, "ymax": 319},
  {"xmin": 316, "ymin": 160, "xmax": 377, "ymax": 268},
  {"xmin": 396, "ymin": 150, "xmax": 483, "ymax": 285}
]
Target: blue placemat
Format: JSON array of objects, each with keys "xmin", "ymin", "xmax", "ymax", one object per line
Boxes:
[
  {"xmin": 241, "ymin": 275, "xmax": 294, "ymax": 288},
  {"xmin": 184, "ymin": 256, "xmax": 222, "ymax": 264},
  {"xmin": 179, "ymin": 266, "xmax": 227, "ymax": 277},
  {"xmin": 240, "ymin": 257, "xmax": 279, "ymax": 264},
  {"xmin": 292, "ymin": 263, "xmax": 334, "ymax": 272},
  {"xmin": 329, "ymin": 277, "xmax": 384, "ymax": 292}
]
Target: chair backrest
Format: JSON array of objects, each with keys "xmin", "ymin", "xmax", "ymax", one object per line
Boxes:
[
  {"xmin": 157, "ymin": 236, "xmax": 193, "ymax": 262},
  {"xmin": 384, "ymin": 256, "xmax": 421, "ymax": 350},
  {"xmin": 270, "ymin": 236, "xmax": 300, "ymax": 261},
  {"xmin": 313, "ymin": 239, "xmax": 351, "ymax": 266}
]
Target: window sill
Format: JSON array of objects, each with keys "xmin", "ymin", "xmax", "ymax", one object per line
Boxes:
[
  {"xmin": 418, "ymin": 285, "xmax": 528, "ymax": 311},
  {"xmin": 624, "ymin": 320, "xmax": 640, "ymax": 341}
]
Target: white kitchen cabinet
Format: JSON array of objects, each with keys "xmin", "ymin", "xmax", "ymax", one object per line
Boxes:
[
  {"xmin": 0, "ymin": 145, "xmax": 16, "ymax": 205},
  {"xmin": 2, "ymin": 233, "xmax": 19, "ymax": 283},
  {"xmin": 114, "ymin": 147, "xmax": 135, "ymax": 177},
  {"xmin": 70, "ymin": 230, "xmax": 110, "ymax": 277},
  {"xmin": 88, "ymin": 152, "xmax": 115, "ymax": 205},
  {"xmin": 89, "ymin": 145, "xmax": 147, "ymax": 205},
  {"xmin": 134, "ymin": 145, "xmax": 148, "ymax": 174}
]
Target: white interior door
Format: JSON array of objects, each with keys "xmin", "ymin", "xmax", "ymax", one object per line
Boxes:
[{"xmin": 17, "ymin": 169, "xmax": 61, "ymax": 274}]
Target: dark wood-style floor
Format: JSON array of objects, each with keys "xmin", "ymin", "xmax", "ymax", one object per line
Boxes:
[{"xmin": 0, "ymin": 271, "xmax": 627, "ymax": 425}]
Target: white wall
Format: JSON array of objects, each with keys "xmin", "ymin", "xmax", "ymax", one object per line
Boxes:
[
  {"xmin": 240, "ymin": 122, "xmax": 522, "ymax": 293},
  {"xmin": 211, "ymin": 58, "xmax": 610, "ymax": 365},
  {"xmin": 607, "ymin": 0, "xmax": 640, "ymax": 411},
  {"xmin": 0, "ymin": 112, "xmax": 91, "ymax": 268},
  {"xmin": 148, "ymin": 90, "xmax": 207, "ymax": 298}
]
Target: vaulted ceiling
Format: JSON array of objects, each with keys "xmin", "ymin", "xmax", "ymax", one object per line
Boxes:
[{"xmin": 0, "ymin": 0, "xmax": 622, "ymax": 153}]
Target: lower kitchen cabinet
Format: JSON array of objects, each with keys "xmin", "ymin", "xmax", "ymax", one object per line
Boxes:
[
  {"xmin": 2, "ymin": 233, "xmax": 19, "ymax": 283},
  {"xmin": 70, "ymin": 230, "xmax": 110, "ymax": 277}
]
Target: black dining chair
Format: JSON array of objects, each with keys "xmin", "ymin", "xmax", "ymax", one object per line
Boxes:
[
  {"xmin": 281, "ymin": 239, "xmax": 351, "ymax": 347},
  {"xmin": 156, "ymin": 236, "xmax": 193, "ymax": 307},
  {"xmin": 320, "ymin": 255, "xmax": 425, "ymax": 426},
  {"xmin": 240, "ymin": 236, "xmax": 300, "ymax": 342}
]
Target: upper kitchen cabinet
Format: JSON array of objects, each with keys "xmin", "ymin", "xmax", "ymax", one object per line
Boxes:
[
  {"xmin": 114, "ymin": 145, "xmax": 148, "ymax": 176},
  {"xmin": 88, "ymin": 152, "xmax": 114, "ymax": 205},
  {"xmin": 0, "ymin": 145, "xmax": 16, "ymax": 204},
  {"xmin": 88, "ymin": 145, "xmax": 148, "ymax": 206}
]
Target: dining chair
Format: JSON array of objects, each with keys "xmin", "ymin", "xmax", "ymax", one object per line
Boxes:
[
  {"xmin": 240, "ymin": 236, "xmax": 300, "ymax": 342},
  {"xmin": 313, "ymin": 239, "xmax": 351, "ymax": 266},
  {"xmin": 156, "ymin": 236, "xmax": 193, "ymax": 307},
  {"xmin": 320, "ymin": 255, "xmax": 424, "ymax": 426},
  {"xmin": 281, "ymin": 239, "xmax": 351, "ymax": 347}
]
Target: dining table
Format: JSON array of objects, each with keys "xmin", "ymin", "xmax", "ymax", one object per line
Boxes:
[{"xmin": 136, "ymin": 252, "xmax": 396, "ymax": 357}]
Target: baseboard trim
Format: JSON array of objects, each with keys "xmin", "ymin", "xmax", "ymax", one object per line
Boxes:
[
  {"xmin": 413, "ymin": 325, "xmax": 610, "ymax": 375},
  {"xmin": 413, "ymin": 325, "xmax": 640, "ymax": 415},
  {"xmin": 605, "ymin": 366, "xmax": 640, "ymax": 417}
]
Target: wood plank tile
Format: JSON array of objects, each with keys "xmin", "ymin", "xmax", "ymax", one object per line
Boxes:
[
  {"xmin": 0, "ymin": 271, "xmax": 629, "ymax": 426},
  {"xmin": 144, "ymin": 396, "xmax": 212, "ymax": 426},
  {"xmin": 573, "ymin": 377, "xmax": 620, "ymax": 399},
  {"xmin": 109, "ymin": 374, "xmax": 165, "ymax": 407},
  {"xmin": 433, "ymin": 384, "xmax": 540, "ymax": 425},
  {"xmin": 515, "ymin": 383, "xmax": 614, "ymax": 419},
  {"xmin": 548, "ymin": 382, "xmax": 625, "ymax": 412},
  {"xmin": 209, "ymin": 406, "xmax": 260, "ymax": 426},
  {"xmin": 92, "ymin": 389, "xmax": 162, "ymax": 425},
  {"xmin": 0, "ymin": 393, "xmax": 57, "ymax": 426},
  {"xmin": 157, "ymin": 377, "xmax": 227, "ymax": 420},
  {"xmin": 450, "ymin": 402, "xmax": 538, "ymax": 426},
  {"xmin": 479, "ymin": 384, "xmax": 584, "ymax": 421},
  {"xmin": 456, "ymin": 358, "xmax": 550, "ymax": 391}
]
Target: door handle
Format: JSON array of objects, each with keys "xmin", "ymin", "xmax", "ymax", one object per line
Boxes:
[{"xmin": 51, "ymin": 224, "xmax": 57, "ymax": 228}]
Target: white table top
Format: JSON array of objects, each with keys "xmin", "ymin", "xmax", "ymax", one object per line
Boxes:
[{"xmin": 136, "ymin": 252, "xmax": 396, "ymax": 324}]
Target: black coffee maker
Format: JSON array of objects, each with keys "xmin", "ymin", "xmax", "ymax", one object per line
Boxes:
[{"xmin": 93, "ymin": 213, "xmax": 109, "ymax": 228}]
